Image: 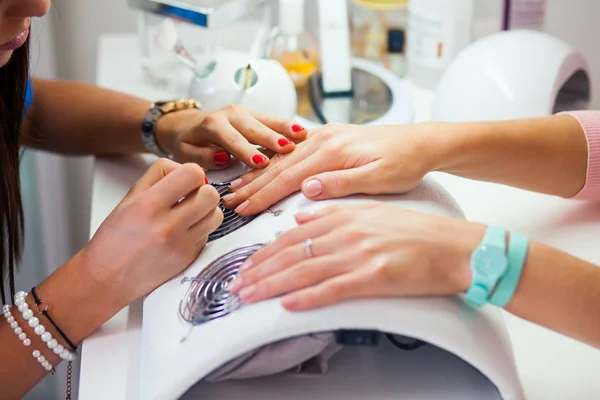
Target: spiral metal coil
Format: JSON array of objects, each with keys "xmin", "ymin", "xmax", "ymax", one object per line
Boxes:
[
  {"xmin": 208, "ymin": 181, "xmax": 258, "ymax": 243},
  {"xmin": 180, "ymin": 244, "xmax": 264, "ymax": 325}
]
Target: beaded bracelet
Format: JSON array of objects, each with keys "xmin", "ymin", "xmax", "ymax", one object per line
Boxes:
[
  {"xmin": 2, "ymin": 304, "xmax": 55, "ymax": 373},
  {"xmin": 13, "ymin": 291, "xmax": 76, "ymax": 362}
]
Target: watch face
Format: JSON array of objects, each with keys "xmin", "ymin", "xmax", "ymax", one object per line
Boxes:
[{"xmin": 471, "ymin": 245, "xmax": 508, "ymax": 278}]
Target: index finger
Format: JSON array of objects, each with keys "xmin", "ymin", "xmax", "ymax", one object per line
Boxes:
[
  {"xmin": 146, "ymin": 163, "xmax": 207, "ymax": 207},
  {"xmin": 251, "ymin": 111, "xmax": 308, "ymax": 141},
  {"xmin": 127, "ymin": 158, "xmax": 180, "ymax": 195}
]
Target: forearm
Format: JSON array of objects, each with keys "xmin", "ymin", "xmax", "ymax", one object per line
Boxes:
[
  {"xmin": 21, "ymin": 79, "xmax": 152, "ymax": 155},
  {"xmin": 0, "ymin": 253, "xmax": 124, "ymax": 399},
  {"xmin": 430, "ymin": 114, "xmax": 589, "ymax": 198},
  {"xmin": 504, "ymin": 241, "xmax": 600, "ymax": 348}
]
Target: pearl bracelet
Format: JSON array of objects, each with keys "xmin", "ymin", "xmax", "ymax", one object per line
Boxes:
[
  {"xmin": 2, "ymin": 304, "xmax": 54, "ymax": 372},
  {"xmin": 13, "ymin": 291, "xmax": 77, "ymax": 362}
]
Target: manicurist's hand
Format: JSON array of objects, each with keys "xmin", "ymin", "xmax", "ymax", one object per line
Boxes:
[
  {"xmin": 228, "ymin": 204, "xmax": 483, "ymax": 310},
  {"xmin": 155, "ymin": 105, "xmax": 308, "ymax": 170},
  {"xmin": 79, "ymin": 158, "xmax": 223, "ymax": 306},
  {"xmin": 222, "ymin": 122, "xmax": 445, "ymax": 215}
]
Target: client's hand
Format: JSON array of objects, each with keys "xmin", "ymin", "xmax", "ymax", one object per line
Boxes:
[
  {"xmin": 156, "ymin": 105, "xmax": 307, "ymax": 170},
  {"xmin": 228, "ymin": 204, "xmax": 483, "ymax": 310},
  {"xmin": 222, "ymin": 122, "xmax": 444, "ymax": 216},
  {"xmin": 80, "ymin": 158, "xmax": 223, "ymax": 306}
]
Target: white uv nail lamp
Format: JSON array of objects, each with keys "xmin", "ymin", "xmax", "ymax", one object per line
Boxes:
[
  {"xmin": 139, "ymin": 161, "xmax": 525, "ymax": 400},
  {"xmin": 432, "ymin": 29, "xmax": 591, "ymax": 122}
]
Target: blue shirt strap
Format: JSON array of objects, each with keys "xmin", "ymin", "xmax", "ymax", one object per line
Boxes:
[{"xmin": 25, "ymin": 77, "xmax": 33, "ymax": 112}]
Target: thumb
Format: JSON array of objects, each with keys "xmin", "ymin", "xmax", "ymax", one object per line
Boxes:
[{"xmin": 301, "ymin": 165, "xmax": 375, "ymax": 200}]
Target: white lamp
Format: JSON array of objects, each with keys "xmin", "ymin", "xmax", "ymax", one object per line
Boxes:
[{"xmin": 432, "ymin": 30, "xmax": 591, "ymax": 122}]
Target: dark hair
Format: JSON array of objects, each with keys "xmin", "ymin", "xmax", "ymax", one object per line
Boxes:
[{"xmin": 0, "ymin": 39, "xmax": 29, "ymax": 304}]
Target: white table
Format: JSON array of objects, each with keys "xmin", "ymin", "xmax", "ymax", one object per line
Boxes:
[{"xmin": 78, "ymin": 34, "xmax": 600, "ymax": 400}]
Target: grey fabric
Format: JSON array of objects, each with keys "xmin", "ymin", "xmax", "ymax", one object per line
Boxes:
[{"xmin": 206, "ymin": 333, "xmax": 343, "ymax": 381}]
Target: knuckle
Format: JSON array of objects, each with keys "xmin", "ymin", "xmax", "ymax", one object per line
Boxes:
[
  {"xmin": 127, "ymin": 181, "xmax": 141, "ymax": 196},
  {"xmin": 323, "ymin": 138, "xmax": 344, "ymax": 154},
  {"xmin": 245, "ymin": 124, "xmax": 260, "ymax": 137},
  {"xmin": 274, "ymin": 229, "xmax": 296, "ymax": 247},
  {"xmin": 338, "ymin": 209, "xmax": 359, "ymax": 224},
  {"xmin": 295, "ymin": 264, "xmax": 317, "ymax": 283},
  {"xmin": 232, "ymin": 185, "xmax": 251, "ymax": 202},
  {"xmin": 155, "ymin": 157, "xmax": 174, "ymax": 169},
  {"xmin": 199, "ymin": 184, "xmax": 221, "ymax": 207},
  {"xmin": 274, "ymin": 169, "xmax": 295, "ymax": 187},
  {"xmin": 223, "ymin": 134, "xmax": 243, "ymax": 149},
  {"xmin": 181, "ymin": 163, "xmax": 205, "ymax": 183},
  {"xmin": 326, "ymin": 280, "xmax": 349, "ymax": 300},
  {"xmin": 368, "ymin": 256, "xmax": 393, "ymax": 281},
  {"xmin": 153, "ymin": 221, "xmax": 178, "ymax": 245},
  {"xmin": 343, "ymin": 224, "xmax": 369, "ymax": 244},
  {"xmin": 224, "ymin": 104, "xmax": 241, "ymax": 114},
  {"xmin": 328, "ymin": 170, "xmax": 347, "ymax": 191},
  {"xmin": 321, "ymin": 123, "xmax": 343, "ymax": 136},
  {"xmin": 199, "ymin": 113, "xmax": 219, "ymax": 128}
]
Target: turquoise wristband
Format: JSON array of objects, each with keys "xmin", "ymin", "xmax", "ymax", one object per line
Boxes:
[{"xmin": 489, "ymin": 232, "xmax": 529, "ymax": 307}]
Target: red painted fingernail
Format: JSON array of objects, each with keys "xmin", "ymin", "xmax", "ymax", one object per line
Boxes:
[
  {"xmin": 292, "ymin": 124, "xmax": 304, "ymax": 133},
  {"xmin": 278, "ymin": 138, "xmax": 291, "ymax": 147},
  {"xmin": 213, "ymin": 151, "xmax": 230, "ymax": 166},
  {"xmin": 204, "ymin": 177, "xmax": 209, "ymax": 184},
  {"xmin": 252, "ymin": 154, "xmax": 266, "ymax": 165}
]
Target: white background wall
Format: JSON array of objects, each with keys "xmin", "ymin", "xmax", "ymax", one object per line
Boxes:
[{"xmin": 19, "ymin": 1, "xmax": 600, "ymax": 399}]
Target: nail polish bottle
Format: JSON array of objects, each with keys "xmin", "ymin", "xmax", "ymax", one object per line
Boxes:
[
  {"xmin": 385, "ymin": 28, "xmax": 406, "ymax": 78},
  {"xmin": 270, "ymin": 0, "xmax": 319, "ymax": 89}
]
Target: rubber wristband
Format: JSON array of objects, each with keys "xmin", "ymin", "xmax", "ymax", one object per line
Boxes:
[{"xmin": 489, "ymin": 232, "xmax": 529, "ymax": 307}]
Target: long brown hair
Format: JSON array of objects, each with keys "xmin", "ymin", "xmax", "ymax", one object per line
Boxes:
[{"xmin": 0, "ymin": 39, "xmax": 29, "ymax": 304}]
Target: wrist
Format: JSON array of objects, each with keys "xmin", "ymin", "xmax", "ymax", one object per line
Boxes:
[
  {"xmin": 401, "ymin": 121, "xmax": 476, "ymax": 175},
  {"xmin": 420, "ymin": 121, "xmax": 486, "ymax": 174},
  {"xmin": 153, "ymin": 106, "xmax": 205, "ymax": 158},
  {"xmin": 435, "ymin": 218, "xmax": 486, "ymax": 294},
  {"xmin": 34, "ymin": 251, "xmax": 126, "ymax": 345}
]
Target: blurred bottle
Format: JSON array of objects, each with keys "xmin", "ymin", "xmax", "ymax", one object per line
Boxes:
[
  {"xmin": 503, "ymin": 0, "xmax": 546, "ymax": 31},
  {"xmin": 270, "ymin": 0, "xmax": 319, "ymax": 88},
  {"xmin": 407, "ymin": 0, "xmax": 476, "ymax": 90},
  {"xmin": 385, "ymin": 28, "xmax": 406, "ymax": 78},
  {"xmin": 349, "ymin": 0, "xmax": 409, "ymax": 64}
]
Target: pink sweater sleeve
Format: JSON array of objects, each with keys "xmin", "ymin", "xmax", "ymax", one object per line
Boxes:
[{"xmin": 562, "ymin": 110, "xmax": 600, "ymax": 200}]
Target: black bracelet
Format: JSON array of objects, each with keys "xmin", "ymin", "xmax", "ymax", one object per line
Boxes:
[{"xmin": 31, "ymin": 287, "xmax": 77, "ymax": 352}]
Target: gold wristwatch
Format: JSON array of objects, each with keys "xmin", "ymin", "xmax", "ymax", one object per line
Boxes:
[{"xmin": 141, "ymin": 98, "xmax": 202, "ymax": 159}]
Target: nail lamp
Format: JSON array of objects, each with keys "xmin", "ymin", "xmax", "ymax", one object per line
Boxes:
[
  {"xmin": 432, "ymin": 30, "xmax": 591, "ymax": 122},
  {"xmin": 138, "ymin": 160, "xmax": 525, "ymax": 400}
]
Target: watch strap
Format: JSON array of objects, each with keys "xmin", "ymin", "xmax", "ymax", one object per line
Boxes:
[
  {"xmin": 465, "ymin": 225, "xmax": 508, "ymax": 307},
  {"xmin": 489, "ymin": 232, "xmax": 529, "ymax": 308},
  {"xmin": 482, "ymin": 225, "xmax": 507, "ymax": 252},
  {"xmin": 465, "ymin": 285, "xmax": 489, "ymax": 307}
]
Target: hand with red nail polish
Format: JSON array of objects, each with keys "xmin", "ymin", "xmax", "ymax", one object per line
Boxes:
[
  {"xmin": 154, "ymin": 104, "xmax": 304, "ymax": 171},
  {"xmin": 222, "ymin": 123, "xmax": 439, "ymax": 216}
]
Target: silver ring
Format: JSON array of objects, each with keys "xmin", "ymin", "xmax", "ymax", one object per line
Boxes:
[{"xmin": 304, "ymin": 239, "xmax": 314, "ymax": 258}]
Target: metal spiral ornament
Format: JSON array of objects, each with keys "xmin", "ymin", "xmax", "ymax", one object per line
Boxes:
[
  {"xmin": 180, "ymin": 244, "xmax": 264, "ymax": 326},
  {"xmin": 208, "ymin": 180, "xmax": 258, "ymax": 243}
]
